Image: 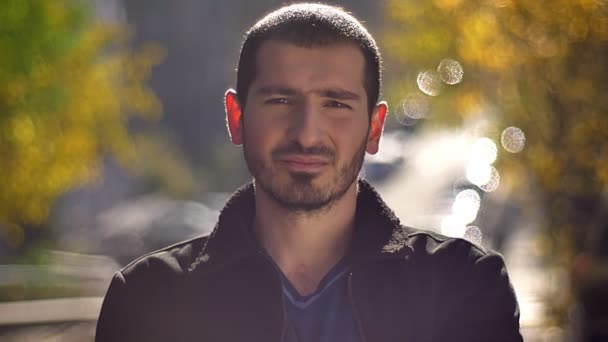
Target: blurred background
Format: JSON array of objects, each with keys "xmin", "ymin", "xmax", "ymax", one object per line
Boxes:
[{"xmin": 0, "ymin": 0, "xmax": 607, "ymax": 341}]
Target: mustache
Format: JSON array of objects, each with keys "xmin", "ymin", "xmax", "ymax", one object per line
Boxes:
[{"xmin": 271, "ymin": 142, "xmax": 335, "ymax": 160}]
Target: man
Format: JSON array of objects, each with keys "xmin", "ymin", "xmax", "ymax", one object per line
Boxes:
[{"xmin": 96, "ymin": 3, "xmax": 523, "ymax": 341}]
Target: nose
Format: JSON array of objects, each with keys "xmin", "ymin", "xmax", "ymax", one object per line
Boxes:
[{"xmin": 288, "ymin": 100, "xmax": 324, "ymax": 148}]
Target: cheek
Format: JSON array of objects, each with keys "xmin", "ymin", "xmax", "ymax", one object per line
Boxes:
[
  {"xmin": 243, "ymin": 117, "xmax": 280, "ymax": 152},
  {"xmin": 330, "ymin": 120, "xmax": 369, "ymax": 151}
]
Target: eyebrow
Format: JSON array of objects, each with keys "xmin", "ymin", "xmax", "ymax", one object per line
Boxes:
[
  {"xmin": 254, "ymin": 86, "xmax": 361, "ymax": 101},
  {"xmin": 320, "ymin": 89, "xmax": 360, "ymax": 101},
  {"xmin": 255, "ymin": 86, "xmax": 297, "ymax": 96}
]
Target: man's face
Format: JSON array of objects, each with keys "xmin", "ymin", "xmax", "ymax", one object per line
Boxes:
[{"xmin": 239, "ymin": 40, "xmax": 377, "ymax": 211}]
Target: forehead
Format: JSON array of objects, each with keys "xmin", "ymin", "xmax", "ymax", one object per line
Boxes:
[{"xmin": 250, "ymin": 40, "xmax": 366, "ymax": 94}]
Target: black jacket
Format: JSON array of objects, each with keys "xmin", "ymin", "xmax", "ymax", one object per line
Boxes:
[{"xmin": 96, "ymin": 181, "xmax": 523, "ymax": 342}]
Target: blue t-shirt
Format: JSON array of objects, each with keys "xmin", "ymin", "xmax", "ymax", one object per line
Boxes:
[{"xmin": 274, "ymin": 258, "xmax": 363, "ymax": 342}]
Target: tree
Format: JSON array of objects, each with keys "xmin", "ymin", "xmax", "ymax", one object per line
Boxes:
[
  {"xmin": 0, "ymin": 0, "xmax": 162, "ymax": 248},
  {"xmin": 383, "ymin": 0, "xmax": 608, "ymax": 324}
]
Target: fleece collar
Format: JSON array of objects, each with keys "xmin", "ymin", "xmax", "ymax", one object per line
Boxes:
[{"xmin": 188, "ymin": 179, "xmax": 413, "ymax": 275}]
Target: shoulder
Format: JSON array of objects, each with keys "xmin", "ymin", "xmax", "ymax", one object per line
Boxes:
[
  {"xmin": 118, "ymin": 234, "xmax": 210, "ymax": 282},
  {"xmin": 401, "ymin": 228, "xmax": 521, "ymax": 340},
  {"xmin": 404, "ymin": 227, "xmax": 507, "ymax": 277},
  {"xmin": 406, "ymin": 227, "xmax": 494, "ymax": 259},
  {"xmin": 97, "ymin": 235, "xmax": 210, "ymax": 341},
  {"xmin": 403, "ymin": 227, "xmax": 517, "ymax": 310}
]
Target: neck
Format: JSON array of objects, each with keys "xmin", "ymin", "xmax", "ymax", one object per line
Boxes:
[{"xmin": 253, "ymin": 181, "xmax": 358, "ymax": 295}]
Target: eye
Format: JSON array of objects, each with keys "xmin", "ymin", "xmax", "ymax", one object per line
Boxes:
[
  {"xmin": 326, "ymin": 100, "xmax": 352, "ymax": 109},
  {"xmin": 265, "ymin": 98, "xmax": 290, "ymax": 105}
]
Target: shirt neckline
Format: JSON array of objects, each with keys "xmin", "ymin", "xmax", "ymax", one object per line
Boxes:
[{"xmin": 274, "ymin": 257, "xmax": 351, "ymax": 309}]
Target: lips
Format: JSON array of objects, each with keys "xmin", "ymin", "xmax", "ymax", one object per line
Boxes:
[{"xmin": 276, "ymin": 155, "xmax": 330, "ymax": 172}]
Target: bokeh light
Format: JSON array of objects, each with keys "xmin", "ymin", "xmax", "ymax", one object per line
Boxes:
[
  {"xmin": 452, "ymin": 189, "xmax": 481, "ymax": 224},
  {"xmin": 466, "ymin": 160, "xmax": 492, "ymax": 186},
  {"xmin": 416, "ymin": 70, "xmax": 442, "ymax": 96},
  {"xmin": 441, "ymin": 215, "xmax": 467, "ymax": 238},
  {"xmin": 437, "ymin": 58, "xmax": 464, "ymax": 85},
  {"xmin": 479, "ymin": 166, "xmax": 500, "ymax": 192},
  {"xmin": 471, "ymin": 137, "xmax": 497, "ymax": 164},
  {"xmin": 396, "ymin": 92, "xmax": 430, "ymax": 124},
  {"xmin": 463, "ymin": 225, "xmax": 483, "ymax": 245},
  {"xmin": 501, "ymin": 126, "xmax": 526, "ymax": 153}
]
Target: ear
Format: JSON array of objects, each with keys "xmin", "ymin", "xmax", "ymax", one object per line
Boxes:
[
  {"xmin": 366, "ymin": 101, "xmax": 388, "ymax": 155},
  {"xmin": 225, "ymin": 89, "xmax": 243, "ymax": 145}
]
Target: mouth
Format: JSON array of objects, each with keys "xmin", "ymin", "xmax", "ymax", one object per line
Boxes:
[{"xmin": 276, "ymin": 155, "xmax": 330, "ymax": 172}]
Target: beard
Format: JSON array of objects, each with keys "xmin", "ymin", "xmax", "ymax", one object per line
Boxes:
[{"xmin": 243, "ymin": 133, "xmax": 368, "ymax": 213}]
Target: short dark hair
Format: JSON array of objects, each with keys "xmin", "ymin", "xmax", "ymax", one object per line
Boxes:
[{"xmin": 236, "ymin": 3, "xmax": 382, "ymax": 114}]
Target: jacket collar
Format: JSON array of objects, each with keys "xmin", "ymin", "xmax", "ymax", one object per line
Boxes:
[{"xmin": 188, "ymin": 179, "xmax": 413, "ymax": 276}]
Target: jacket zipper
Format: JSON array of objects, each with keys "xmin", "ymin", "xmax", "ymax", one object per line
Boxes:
[{"xmin": 348, "ymin": 271, "xmax": 369, "ymax": 342}]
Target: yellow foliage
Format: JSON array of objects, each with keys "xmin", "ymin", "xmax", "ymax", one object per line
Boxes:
[{"xmin": 0, "ymin": 1, "xmax": 163, "ymax": 239}]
